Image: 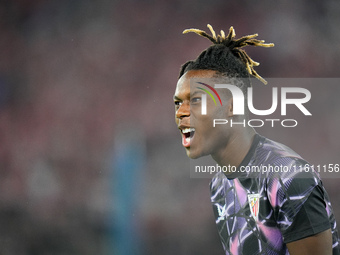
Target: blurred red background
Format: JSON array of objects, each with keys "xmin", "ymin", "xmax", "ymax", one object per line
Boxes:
[{"xmin": 0, "ymin": 1, "xmax": 339, "ymax": 254}]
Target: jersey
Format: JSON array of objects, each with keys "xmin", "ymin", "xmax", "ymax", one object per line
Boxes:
[{"xmin": 210, "ymin": 134, "xmax": 339, "ymax": 255}]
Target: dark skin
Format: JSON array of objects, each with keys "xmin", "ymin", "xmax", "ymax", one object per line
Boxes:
[
  {"xmin": 174, "ymin": 69, "xmax": 255, "ymax": 167},
  {"xmin": 174, "ymin": 69, "xmax": 333, "ymax": 255},
  {"xmin": 286, "ymin": 229, "xmax": 332, "ymax": 255}
]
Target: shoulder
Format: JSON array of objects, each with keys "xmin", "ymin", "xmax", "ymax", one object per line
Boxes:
[
  {"xmin": 254, "ymin": 136, "xmax": 320, "ymax": 179},
  {"xmin": 255, "ymin": 135, "xmax": 304, "ymax": 164},
  {"xmin": 251, "ymin": 136, "xmax": 322, "ymax": 200}
]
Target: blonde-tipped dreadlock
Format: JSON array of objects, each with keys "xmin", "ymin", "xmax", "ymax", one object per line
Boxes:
[{"xmin": 180, "ymin": 24, "xmax": 274, "ymax": 84}]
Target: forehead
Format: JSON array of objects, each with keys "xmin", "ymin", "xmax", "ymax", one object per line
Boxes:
[{"xmin": 175, "ymin": 70, "xmax": 219, "ymax": 96}]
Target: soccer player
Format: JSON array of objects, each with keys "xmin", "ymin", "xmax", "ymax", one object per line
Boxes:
[{"xmin": 174, "ymin": 24, "xmax": 340, "ymax": 254}]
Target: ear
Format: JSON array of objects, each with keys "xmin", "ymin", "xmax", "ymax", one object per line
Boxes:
[{"xmin": 227, "ymin": 97, "xmax": 234, "ymax": 117}]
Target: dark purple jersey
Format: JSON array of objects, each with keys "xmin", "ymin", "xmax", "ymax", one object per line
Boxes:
[{"xmin": 210, "ymin": 134, "xmax": 339, "ymax": 255}]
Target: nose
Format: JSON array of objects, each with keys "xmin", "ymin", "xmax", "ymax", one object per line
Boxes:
[{"xmin": 176, "ymin": 102, "xmax": 190, "ymax": 119}]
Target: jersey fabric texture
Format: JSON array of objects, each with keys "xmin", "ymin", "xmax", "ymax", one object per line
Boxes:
[{"xmin": 210, "ymin": 134, "xmax": 339, "ymax": 255}]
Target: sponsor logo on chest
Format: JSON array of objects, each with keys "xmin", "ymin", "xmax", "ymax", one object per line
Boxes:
[{"xmin": 216, "ymin": 204, "xmax": 227, "ymax": 221}]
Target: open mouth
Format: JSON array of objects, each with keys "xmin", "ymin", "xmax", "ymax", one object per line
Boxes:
[{"xmin": 181, "ymin": 127, "xmax": 195, "ymax": 147}]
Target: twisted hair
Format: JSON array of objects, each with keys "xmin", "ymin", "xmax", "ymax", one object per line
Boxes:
[{"xmin": 179, "ymin": 24, "xmax": 274, "ymax": 85}]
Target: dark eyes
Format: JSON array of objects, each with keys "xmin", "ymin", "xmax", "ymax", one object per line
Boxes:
[
  {"xmin": 191, "ymin": 97, "xmax": 201, "ymax": 104},
  {"xmin": 174, "ymin": 97, "xmax": 201, "ymax": 107},
  {"xmin": 174, "ymin": 101, "xmax": 182, "ymax": 107}
]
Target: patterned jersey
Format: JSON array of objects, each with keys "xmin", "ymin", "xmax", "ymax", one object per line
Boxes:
[{"xmin": 210, "ymin": 134, "xmax": 339, "ymax": 255}]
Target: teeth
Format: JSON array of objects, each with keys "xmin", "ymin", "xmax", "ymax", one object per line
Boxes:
[
  {"xmin": 185, "ymin": 137, "xmax": 190, "ymax": 143},
  {"xmin": 182, "ymin": 128, "xmax": 195, "ymax": 134}
]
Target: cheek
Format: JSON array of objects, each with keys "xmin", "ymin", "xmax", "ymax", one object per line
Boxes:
[
  {"xmin": 203, "ymin": 110, "xmax": 231, "ymax": 138},
  {"xmin": 204, "ymin": 106, "xmax": 228, "ymax": 122},
  {"xmin": 215, "ymin": 105, "xmax": 229, "ymax": 118},
  {"xmin": 189, "ymin": 104, "xmax": 201, "ymax": 116}
]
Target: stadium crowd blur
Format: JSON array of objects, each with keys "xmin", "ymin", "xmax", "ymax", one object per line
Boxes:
[{"xmin": 1, "ymin": 0, "xmax": 340, "ymax": 254}]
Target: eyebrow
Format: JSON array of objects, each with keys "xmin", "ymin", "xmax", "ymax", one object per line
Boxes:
[
  {"xmin": 191, "ymin": 90, "xmax": 204, "ymax": 97},
  {"xmin": 173, "ymin": 95, "xmax": 181, "ymax": 101}
]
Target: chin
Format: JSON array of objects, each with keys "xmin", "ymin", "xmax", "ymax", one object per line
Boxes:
[{"xmin": 186, "ymin": 148, "xmax": 206, "ymax": 159}]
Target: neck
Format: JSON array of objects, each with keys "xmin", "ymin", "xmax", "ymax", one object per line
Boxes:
[{"xmin": 211, "ymin": 127, "xmax": 256, "ymax": 169}]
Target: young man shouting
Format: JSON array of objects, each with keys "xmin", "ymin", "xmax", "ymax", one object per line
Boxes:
[{"xmin": 174, "ymin": 24, "xmax": 339, "ymax": 254}]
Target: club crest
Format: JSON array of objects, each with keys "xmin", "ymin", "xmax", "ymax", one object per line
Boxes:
[{"xmin": 248, "ymin": 194, "xmax": 260, "ymax": 221}]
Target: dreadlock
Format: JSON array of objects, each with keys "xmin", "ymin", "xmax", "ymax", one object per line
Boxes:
[{"xmin": 179, "ymin": 24, "xmax": 274, "ymax": 85}]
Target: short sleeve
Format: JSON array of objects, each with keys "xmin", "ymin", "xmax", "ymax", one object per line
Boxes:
[
  {"xmin": 283, "ymin": 184, "xmax": 331, "ymax": 243},
  {"xmin": 266, "ymin": 161, "xmax": 329, "ymax": 243}
]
